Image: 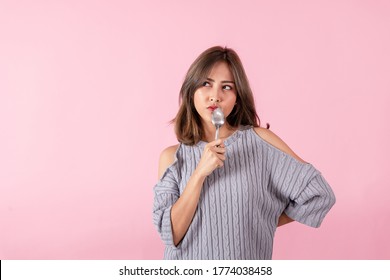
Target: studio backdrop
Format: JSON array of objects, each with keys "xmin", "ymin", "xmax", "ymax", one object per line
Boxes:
[{"xmin": 1, "ymin": 0, "xmax": 389, "ymax": 259}]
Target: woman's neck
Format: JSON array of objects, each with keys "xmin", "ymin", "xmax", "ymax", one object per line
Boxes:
[{"xmin": 202, "ymin": 122, "xmax": 237, "ymax": 143}]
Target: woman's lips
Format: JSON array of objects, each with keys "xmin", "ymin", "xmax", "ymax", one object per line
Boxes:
[{"xmin": 207, "ymin": 106, "xmax": 218, "ymax": 111}]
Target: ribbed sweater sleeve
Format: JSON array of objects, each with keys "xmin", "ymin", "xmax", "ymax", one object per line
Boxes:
[
  {"xmin": 284, "ymin": 173, "xmax": 336, "ymax": 227},
  {"xmin": 152, "ymin": 161, "xmax": 179, "ymax": 247},
  {"xmin": 257, "ymin": 132, "xmax": 336, "ymax": 228}
]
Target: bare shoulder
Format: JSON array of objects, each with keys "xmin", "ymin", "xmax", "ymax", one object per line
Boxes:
[
  {"xmin": 158, "ymin": 144, "xmax": 180, "ymax": 179},
  {"xmin": 253, "ymin": 127, "xmax": 306, "ymax": 163}
]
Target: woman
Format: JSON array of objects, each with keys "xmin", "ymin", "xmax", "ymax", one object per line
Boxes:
[{"xmin": 153, "ymin": 46, "xmax": 335, "ymax": 260}]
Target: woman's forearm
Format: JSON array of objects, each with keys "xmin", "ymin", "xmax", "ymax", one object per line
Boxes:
[{"xmin": 170, "ymin": 170, "xmax": 206, "ymax": 246}]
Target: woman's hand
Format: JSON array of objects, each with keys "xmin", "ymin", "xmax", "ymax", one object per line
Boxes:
[{"xmin": 194, "ymin": 139, "xmax": 226, "ymax": 178}]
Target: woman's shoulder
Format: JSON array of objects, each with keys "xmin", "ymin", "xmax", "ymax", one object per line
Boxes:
[
  {"xmin": 253, "ymin": 127, "xmax": 306, "ymax": 163},
  {"xmin": 158, "ymin": 144, "xmax": 180, "ymax": 179}
]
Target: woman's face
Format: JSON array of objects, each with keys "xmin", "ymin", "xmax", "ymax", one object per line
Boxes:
[{"xmin": 193, "ymin": 61, "xmax": 237, "ymax": 127}]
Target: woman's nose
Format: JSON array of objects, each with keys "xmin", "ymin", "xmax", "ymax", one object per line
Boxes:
[
  {"xmin": 210, "ymin": 96, "xmax": 220, "ymax": 102},
  {"xmin": 210, "ymin": 88, "xmax": 222, "ymax": 102}
]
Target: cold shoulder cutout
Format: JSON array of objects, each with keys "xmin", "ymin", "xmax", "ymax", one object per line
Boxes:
[{"xmin": 158, "ymin": 144, "xmax": 180, "ymax": 180}]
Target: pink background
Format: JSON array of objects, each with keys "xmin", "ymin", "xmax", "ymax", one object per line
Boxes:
[{"xmin": 1, "ymin": 0, "xmax": 389, "ymax": 259}]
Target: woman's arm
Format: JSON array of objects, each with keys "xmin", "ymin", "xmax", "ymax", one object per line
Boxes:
[
  {"xmin": 158, "ymin": 139, "xmax": 225, "ymax": 246},
  {"xmin": 254, "ymin": 127, "xmax": 307, "ymax": 228},
  {"xmin": 278, "ymin": 213, "xmax": 294, "ymax": 227},
  {"xmin": 254, "ymin": 127, "xmax": 335, "ymax": 228}
]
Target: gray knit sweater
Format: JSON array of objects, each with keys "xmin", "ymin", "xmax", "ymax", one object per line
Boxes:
[{"xmin": 153, "ymin": 126, "xmax": 335, "ymax": 259}]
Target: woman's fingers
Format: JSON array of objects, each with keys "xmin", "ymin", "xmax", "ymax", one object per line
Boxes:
[
  {"xmin": 206, "ymin": 140, "xmax": 225, "ymax": 150},
  {"xmin": 196, "ymin": 140, "xmax": 227, "ymax": 176},
  {"xmin": 205, "ymin": 141, "xmax": 226, "ymax": 159},
  {"xmin": 209, "ymin": 139, "xmax": 224, "ymax": 147},
  {"xmin": 214, "ymin": 146, "xmax": 225, "ymax": 154}
]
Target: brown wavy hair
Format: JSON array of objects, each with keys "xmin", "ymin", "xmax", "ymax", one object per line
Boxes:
[{"xmin": 173, "ymin": 46, "xmax": 263, "ymax": 145}]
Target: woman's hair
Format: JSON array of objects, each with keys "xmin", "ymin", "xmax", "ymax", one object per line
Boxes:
[{"xmin": 173, "ymin": 46, "xmax": 263, "ymax": 145}]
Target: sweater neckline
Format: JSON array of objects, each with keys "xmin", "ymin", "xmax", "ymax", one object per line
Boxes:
[{"xmin": 195, "ymin": 125, "xmax": 252, "ymax": 148}]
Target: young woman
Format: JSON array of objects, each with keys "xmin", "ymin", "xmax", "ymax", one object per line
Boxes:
[{"xmin": 153, "ymin": 46, "xmax": 335, "ymax": 260}]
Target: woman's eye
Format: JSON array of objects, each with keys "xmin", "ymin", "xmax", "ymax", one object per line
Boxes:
[
  {"xmin": 223, "ymin": 85, "xmax": 233, "ymax": 90},
  {"xmin": 202, "ymin": 81, "xmax": 211, "ymax": 87}
]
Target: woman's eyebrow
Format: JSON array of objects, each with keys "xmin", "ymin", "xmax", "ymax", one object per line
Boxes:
[{"xmin": 206, "ymin": 77, "xmax": 235, "ymax": 84}]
